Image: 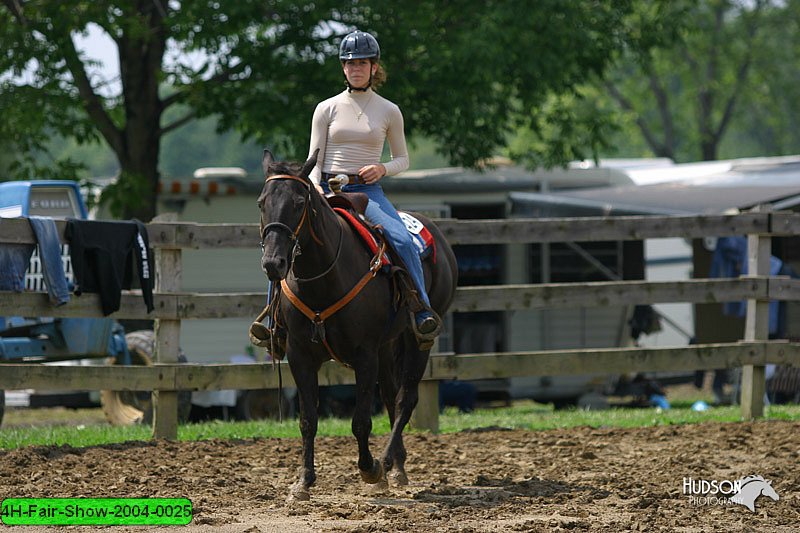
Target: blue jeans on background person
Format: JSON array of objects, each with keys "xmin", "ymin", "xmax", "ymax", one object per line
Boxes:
[
  {"xmin": 323, "ymin": 181, "xmax": 432, "ymax": 313},
  {"xmin": 29, "ymin": 216, "xmax": 70, "ymax": 306}
]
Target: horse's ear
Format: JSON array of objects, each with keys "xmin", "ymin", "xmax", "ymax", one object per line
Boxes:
[
  {"xmin": 299, "ymin": 149, "xmax": 319, "ymax": 180},
  {"xmin": 262, "ymin": 149, "xmax": 274, "ymax": 176}
]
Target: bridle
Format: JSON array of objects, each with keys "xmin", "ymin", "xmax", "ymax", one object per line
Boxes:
[{"xmin": 259, "ymin": 174, "xmax": 324, "ymax": 274}]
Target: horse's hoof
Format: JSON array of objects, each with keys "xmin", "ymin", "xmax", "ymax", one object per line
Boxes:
[
  {"xmin": 367, "ymin": 478, "xmax": 389, "ymax": 493},
  {"xmin": 287, "ymin": 488, "xmax": 310, "ymax": 503},
  {"xmin": 360, "ymin": 460, "xmax": 385, "ymax": 484},
  {"xmin": 287, "ymin": 480, "xmax": 311, "ymax": 502},
  {"xmin": 389, "ymin": 470, "xmax": 409, "ymax": 486}
]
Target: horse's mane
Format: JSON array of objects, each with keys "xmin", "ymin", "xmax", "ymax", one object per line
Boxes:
[
  {"xmin": 739, "ymin": 475, "xmax": 766, "ymax": 485},
  {"xmin": 267, "ymin": 160, "xmax": 303, "ymax": 177}
]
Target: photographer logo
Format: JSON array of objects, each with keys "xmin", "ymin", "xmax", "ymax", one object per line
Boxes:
[{"xmin": 683, "ymin": 475, "xmax": 779, "ymax": 512}]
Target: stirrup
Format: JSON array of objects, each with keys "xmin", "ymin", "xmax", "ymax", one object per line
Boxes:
[
  {"xmin": 410, "ymin": 309, "xmax": 442, "ymax": 351},
  {"xmin": 249, "ymin": 322, "xmax": 287, "ymax": 359}
]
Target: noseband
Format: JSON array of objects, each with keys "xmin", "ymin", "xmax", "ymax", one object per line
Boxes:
[{"xmin": 260, "ymin": 174, "xmax": 324, "ymax": 271}]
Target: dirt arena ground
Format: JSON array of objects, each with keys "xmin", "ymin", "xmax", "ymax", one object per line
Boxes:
[{"xmin": 1, "ymin": 419, "xmax": 798, "ymax": 532}]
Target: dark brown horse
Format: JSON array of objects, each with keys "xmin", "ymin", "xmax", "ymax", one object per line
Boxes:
[{"xmin": 257, "ymin": 149, "xmax": 457, "ymax": 501}]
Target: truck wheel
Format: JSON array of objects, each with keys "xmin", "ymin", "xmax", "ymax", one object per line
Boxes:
[
  {"xmin": 100, "ymin": 330, "xmax": 191, "ymax": 426},
  {"xmin": 236, "ymin": 389, "xmax": 289, "ymax": 421}
]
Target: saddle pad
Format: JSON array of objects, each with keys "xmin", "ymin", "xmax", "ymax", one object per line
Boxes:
[
  {"xmin": 333, "ymin": 208, "xmax": 436, "ymax": 264},
  {"xmin": 333, "ymin": 207, "xmax": 390, "ymax": 266},
  {"xmin": 398, "ymin": 211, "xmax": 435, "ymax": 262}
]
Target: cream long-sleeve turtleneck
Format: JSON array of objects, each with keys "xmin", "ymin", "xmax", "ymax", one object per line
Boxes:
[{"xmin": 308, "ymin": 88, "xmax": 409, "ymax": 185}]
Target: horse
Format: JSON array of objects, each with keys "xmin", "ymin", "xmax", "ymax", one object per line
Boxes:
[{"xmin": 256, "ymin": 149, "xmax": 458, "ymax": 501}]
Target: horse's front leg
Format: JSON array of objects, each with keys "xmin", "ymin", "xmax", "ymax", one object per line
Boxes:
[
  {"xmin": 287, "ymin": 350, "xmax": 320, "ymax": 502},
  {"xmin": 352, "ymin": 354, "xmax": 384, "ymax": 485}
]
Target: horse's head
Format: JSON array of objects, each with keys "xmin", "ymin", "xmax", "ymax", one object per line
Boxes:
[
  {"xmin": 760, "ymin": 479, "xmax": 780, "ymax": 501},
  {"xmin": 257, "ymin": 149, "xmax": 320, "ymax": 281},
  {"xmin": 732, "ymin": 475, "xmax": 780, "ymax": 512}
]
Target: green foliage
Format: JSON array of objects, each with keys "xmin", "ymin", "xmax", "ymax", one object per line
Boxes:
[
  {"xmin": 99, "ymin": 170, "xmax": 152, "ymax": 219},
  {"xmin": 507, "ymin": 86, "xmax": 622, "ymax": 168},
  {"xmin": 720, "ymin": 0, "xmax": 800, "ymax": 158},
  {"xmin": 0, "ymin": 1, "xmax": 635, "ymax": 217},
  {"xmin": 158, "ymin": 111, "xmax": 264, "ymax": 177},
  {"xmin": 594, "ymin": 0, "xmax": 800, "ymax": 162},
  {"xmin": 336, "ymin": 1, "xmax": 634, "ymax": 168},
  {"xmin": 6, "ymin": 0, "xmax": 794, "ymax": 196}
]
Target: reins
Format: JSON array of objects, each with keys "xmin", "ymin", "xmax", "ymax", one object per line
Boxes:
[{"xmin": 290, "ymin": 221, "xmax": 344, "ymax": 283}]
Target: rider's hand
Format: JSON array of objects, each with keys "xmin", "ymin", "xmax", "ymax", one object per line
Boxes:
[{"xmin": 358, "ymin": 164, "xmax": 386, "ymax": 184}]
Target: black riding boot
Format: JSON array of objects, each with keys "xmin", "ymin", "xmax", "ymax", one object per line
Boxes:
[{"xmin": 248, "ymin": 322, "xmax": 287, "ymax": 360}]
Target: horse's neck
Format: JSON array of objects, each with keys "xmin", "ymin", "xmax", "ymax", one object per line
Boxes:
[
  {"xmin": 737, "ymin": 480, "xmax": 762, "ymax": 497},
  {"xmin": 291, "ymin": 208, "xmax": 347, "ymax": 283}
]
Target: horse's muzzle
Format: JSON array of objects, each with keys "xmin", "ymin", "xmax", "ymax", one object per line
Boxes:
[{"xmin": 262, "ymin": 254, "xmax": 289, "ymax": 281}]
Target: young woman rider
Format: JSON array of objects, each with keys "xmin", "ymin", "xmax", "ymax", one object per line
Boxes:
[{"xmin": 307, "ymin": 29, "xmax": 440, "ymax": 337}]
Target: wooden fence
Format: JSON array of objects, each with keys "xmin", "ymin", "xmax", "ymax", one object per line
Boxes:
[{"xmin": 2, "ymin": 208, "xmax": 800, "ymax": 438}]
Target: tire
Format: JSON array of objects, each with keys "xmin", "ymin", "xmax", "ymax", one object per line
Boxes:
[
  {"xmin": 235, "ymin": 389, "xmax": 290, "ymax": 421},
  {"xmin": 100, "ymin": 330, "xmax": 191, "ymax": 426}
]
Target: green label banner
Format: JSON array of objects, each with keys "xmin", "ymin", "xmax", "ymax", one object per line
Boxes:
[{"xmin": 1, "ymin": 498, "xmax": 192, "ymax": 526}]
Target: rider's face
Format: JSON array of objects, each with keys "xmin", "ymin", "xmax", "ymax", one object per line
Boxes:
[{"xmin": 342, "ymin": 59, "xmax": 376, "ymax": 89}]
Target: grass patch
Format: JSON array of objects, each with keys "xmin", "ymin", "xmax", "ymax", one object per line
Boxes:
[
  {"xmin": 2, "ymin": 402, "xmax": 799, "ymax": 450},
  {"xmin": 438, "ymin": 402, "xmax": 800, "ymax": 432}
]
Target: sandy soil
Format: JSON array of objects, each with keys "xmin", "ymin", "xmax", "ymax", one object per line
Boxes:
[{"xmin": 1, "ymin": 420, "xmax": 798, "ymax": 532}]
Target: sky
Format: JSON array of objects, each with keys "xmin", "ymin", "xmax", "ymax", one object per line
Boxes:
[
  {"xmin": 73, "ymin": 24, "xmax": 121, "ymax": 97},
  {"xmin": 71, "ymin": 23, "xmax": 209, "ymax": 97}
]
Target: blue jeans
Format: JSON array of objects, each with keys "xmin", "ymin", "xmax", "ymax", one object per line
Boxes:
[
  {"xmin": 29, "ymin": 216, "xmax": 70, "ymax": 306},
  {"xmin": 323, "ymin": 182, "xmax": 431, "ymax": 309},
  {"xmin": 0, "ymin": 243, "xmax": 34, "ymax": 291}
]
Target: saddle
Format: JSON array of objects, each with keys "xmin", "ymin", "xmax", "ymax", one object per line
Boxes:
[
  {"xmin": 326, "ymin": 192, "xmax": 369, "ymax": 216},
  {"xmin": 324, "ymin": 196, "xmax": 441, "ymax": 349}
]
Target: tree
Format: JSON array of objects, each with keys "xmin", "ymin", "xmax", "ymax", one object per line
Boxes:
[
  {"xmin": 721, "ymin": 0, "xmax": 800, "ymax": 158},
  {"xmin": 1, "ymin": 1, "xmax": 633, "ymax": 220},
  {"xmin": 601, "ymin": 0, "xmax": 781, "ymax": 162}
]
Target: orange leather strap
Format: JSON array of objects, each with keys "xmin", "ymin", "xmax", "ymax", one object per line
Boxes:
[{"xmin": 280, "ymin": 239, "xmax": 387, "ymax": 366}]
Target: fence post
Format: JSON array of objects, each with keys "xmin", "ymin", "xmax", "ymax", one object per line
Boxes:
[
  {"xmin": 412, "ymin": 380, "xmax": 440, "ymax": 433},
  {"xmin": 741, "ymin": 205, "xmax": 771, "ymax": 419},
  {"xmin": 152, "ymin": 237, "xmax": 182, "ymax": 439},
  {"xmin": 411, "ymin": 338, "xmax": 440, "ymax": 433}
]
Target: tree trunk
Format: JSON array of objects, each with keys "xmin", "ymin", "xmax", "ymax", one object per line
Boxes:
[
  {"xmin": 115, "ymin": 0, "xmax": 167, "ymax": 222},
  {"xmin": 699, "ymin": 137, "xmax": 719, "ymax": 162},
  {"xmin": 118, "ymin": 143, "xmax": 161, "ymax": 223}
]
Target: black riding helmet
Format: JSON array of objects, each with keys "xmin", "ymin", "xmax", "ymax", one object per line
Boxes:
[{"xmin": 339, "ymin": 30, "xmax": 380, "ymax": 61}]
